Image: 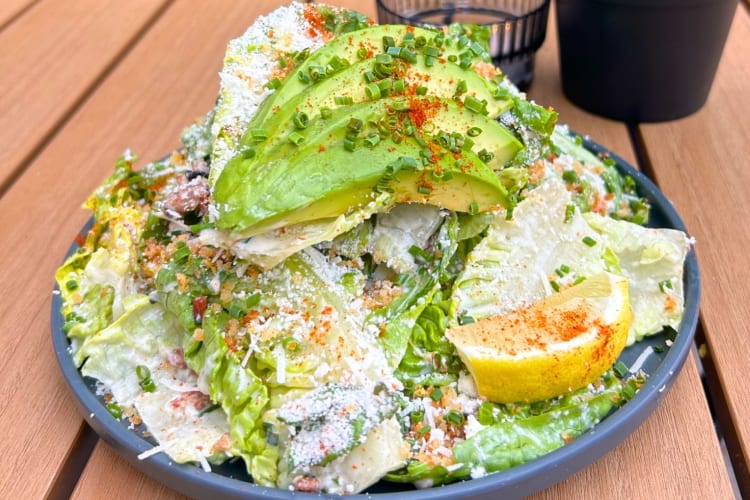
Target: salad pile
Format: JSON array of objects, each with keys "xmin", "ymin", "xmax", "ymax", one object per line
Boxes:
[{"xmin": 55, "ymin": 3, "xmax": 690, "ymax": 495}]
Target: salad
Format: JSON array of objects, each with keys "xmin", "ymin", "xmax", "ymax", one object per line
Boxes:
[{"xmin": 55, "ymin": 3, "xmax": 691, "ymax": 495}]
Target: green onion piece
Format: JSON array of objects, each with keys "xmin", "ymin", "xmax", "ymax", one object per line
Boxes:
[
  {"xmin": 462, "ymin": 136, "xmax": 475, "ymax": 151},
  {"xmin": 416, "ymin": 85, "xmax": 428, "ymax": 95},
  {"xmin": 582, "ymin": 236, "xmax": 597, "ymax": 247},
  {"xmin": 458, "ymin": 35, "xmax": 470, "ymax": 48},
  {"xmin": 387, "ymin": 46, "xmax": 402, "ymax": 57},
  {"xmin": 467, "ymin": 126, "xmax": 482, "ymax": 137},
  {"xmin": 334, "ymin": 95, "xmax": 354, "ymax": 105},
  {"xmin": 106, "ymin": 403, "xmax": 122, "ymax": 419},
  {"xmin": 423, "ymin": 46, "xmax": 440, "ymax": 58},
  {"xmin": 562, "ymin": 170, "xmax": 580, "ymax": 183},
  {"xmin": 613, "ymin": 360, "xmax": 630, "ymax": 378},
  {"xmin": 573, "ymin": 276, "xmax": 586, "ymax": 285},
  {"xmin": 140, "ymin": 378, "xmax": 156, "ymax": 393},
  {"xmin": 458, "ymin": 314, "xmax": 475, "ymax": 325},
  {"xmin": 198, "ymin": 402, "xmax": 221, "ymax": 417},
  {"xmin": 375, "ymin": 53, "xmax": 393, "ymax": 64},
  {"xmin": 293, "ymin": 48, "xmax": 310, "ymax": 62},
  {"xmin": 416, "ymin": 425, "xmax": 431, "ymax": 436},
  {"xmin": 444, "ymin": 410, "xmax": 465, "ymax": 426},
  {"xmin": 347, "ymin": 117, "xmax": 363, "ymax": 132},
  {"xmin": 417, "ymin": 185, "xmax": 432, "ymax": 194},
  {"xmin": 136, "ymin": 364, "xmax": 150, "ymax": 380},
  {"xmin": 320, "ymin": 107, "xmax": 332, "ymax": 119},
  {"xmin": 560, "ymin": 264, "xmax": 571, "ymax": 274},
  {"xmin": 456, "ymin": 79, "xmax": 468, "ymax": 94},
  {"xmin": 658, "ymin": 280, "xmax": 673, "ymax": 293},
  {"xmin": 401, "ymin": 48, "xmax": 417, "ymax": 63},
  {"xmin": 421, "ymin": 121, "xmax": 435, "ymax": 133},
  {"xmin": 469, "ymin": 201, "xmax": 479, "ymax": 215},
  {"xmin": 564, "ymin": 204, "xmax": 576, "ymax": 222},
  {"xmin": 424, "ymin": 55, "xmax": 435, "ymax": 67},
  {"xmin": 363, "ymin": 70, "xmax": 376, "ymax": 83},
  {"xmin": 172, "ymin": 244, "xmax": 190, "ymax": 263},
  {"xmin": 411, "ymin": 410, "xmax": 424, "ymax": 424},
  {"xmin": 65, "ymin": 279, "xmax": 78, "ymax": 291},
  {"xmin": 464, "ymin": 95, "xmax": 488, "ymax": 115},
  {"xmin": 308, "ymin": 65, "xmax": 325, "ymax": 81},
  {"xmin": 447, "ymin": 54, "xmax": 458, "ymax": 62},
  {"xmin": 343, "ymin": 138, "xmax": 356, "ymax": 151},
  {"xmin": 288, "ymin": 132, "xmax": 305, "ymax": 145},
  {"xmin": 430, "ymin": 387, "xmax": 443, "ymax": 402},
  {"xmin": 365, "ymin": 82, "xmax": 381, "ymax": 100},
  {"xmin": 297, "ymin": 72, "xmax": 310, "ymax": 84},
  {"xmin": 266, "ymin": 77, "xmax": 282, "ymax": 90},
  {"xmin": 282, "ymin": 336, "xmax": 301, "ymax": 353},
  {"xmin": 550, "ymin": 280, "xmax": 561, "ymax": 292},
  {"xmin": 415, "ymin": 36, "xmax": 426, "ymax": 48},
  {"xmin": 292, "ymin": 111, "xmax": 309, "ymax": 129},
  {"xmin": 250, "ymin": 129, "xmax": 267, "ymax": 141},
  {"xmin": 357, "ymin": 47, "xmax": 368, "ymax": 59},
  {"xmin": 393, "ymin": 79, "xmax": 405, "ymax": 93},
  {"xmin": 278, "ymin": 57, "xmax": 287, "ymax": 68},
  {"xmin": 478, "ymin": 149, "xmax": 494, "ymax": 163},
  {"xmin": 383, "ymin": 35, "xmax": 395, "ymax": 49},
  {"xmin": 470, "ymin": 41, "xmax": 485, "ymax": 56},
  {"xmin": 365, "ymin": 134, "xmax": 381, "ymax": 147}
]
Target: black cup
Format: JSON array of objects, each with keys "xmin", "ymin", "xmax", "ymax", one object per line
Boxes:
[
  {"xmin": 376, "ymin": 0, "xmax": 551, "ymax": 90},
  {"xmin": 556, "ymin": 0, "xmax": 737, "ymax": 122}
]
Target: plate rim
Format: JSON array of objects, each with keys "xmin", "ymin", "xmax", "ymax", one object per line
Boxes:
[{"xmin": 51, "ymin": 137, "xmax": 700, "ymax": 499}]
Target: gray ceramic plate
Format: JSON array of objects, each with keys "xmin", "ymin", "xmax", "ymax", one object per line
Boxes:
[{"xmin": 52, "ymin": 137, "xmax": 700, "ymax": 499}]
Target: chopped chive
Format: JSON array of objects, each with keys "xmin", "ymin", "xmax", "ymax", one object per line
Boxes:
[
  {"xmin": 136, "ymin": 364, "xmax": 150, "ymax": 381},
  {"xmin": 424, "ymin": 55, "xmax": 435, "ymax": 67},
  {"xmin": 356, "ymin": 47, "xmax": 368, "ymax": 59},
  {"xmin": 658, "ymin": 280, "xmax": 673, "ymax": 293},
  {"xmin": 469, "ymin": 201, "xmax": 479, "ymax": 215},
  {"xmin": 288, "ymin": 132, "xmax": 305, "ymax": 145},
  {"xmin": 447, "ymin": 54, "xmax": 458, "ymax": 62},
  {"xmin": 375, "ymin": 53, "xmax": 393, "ymax": 64},
  {"xmin": 416, "ymin": 85, "xmax": 428, "ymax": 95},
  {"xmin": 564, "ymin": 204, "xmax": 576, "ymax": 222},
  {"xmin": 343, "ymin": 138, "xmax": 356, "ymax": 151},
  {"xmin": 415, "ymin": 36, "xmax": 426, "ymax": 48},
  {"xmin": 444, "ymin": 410, "xmax": 465, "ymax": 426},
  {"xmin": 478, "ymin": 149, "xmax": 494, "ymax": 163},
  {"xmin": 347, "ymin": 118, "xmax": 363, "ymax": 132},
  {"xmin": 410, "ymin": 410, "xmax": 424, "ymax": 424},
  {"xmin": 320, "ymin": 107, "xmax": 332, "ymax": 119},
  {"xmin": 458, "ymin": 314, "xmax": 475, "ymax": 325},
  {"xmin": 573, "ymin": 276, "xmax": 586, "ymax": 285},
  {"xmin": 417, "ymin": 185, "xmax": 432, "ymax": 194},
  {"xmin": 400, "ymin": 48, "xmax": 417, "ymax": 63},
  {"xmin": 387, "ymin": 45, "xmax": 402, "ymax": 57},
  {"xmin": 172, "ymin": 244, "xmax": 190, "ymax": 263},
  {"xmin": 393, "ymin": 79, "xmax": 405, "ymax": 93},
  {"xmin": 297, "ymin": 72, "xmax": 310, "ymax": 84},
  {"xmin": 383, "ymin": 35, "xmax": 395, "ymax": 49},
  {"xmin": 550, "ymin": 280, "xmax": 561, "ymax": 292},
  {"xmin": 457, "ymin": 35, "xmax": 470, "ymax": 49},
  {"xmin": 292, "ymin": 112, "xmax": 309, "ymax": 129},
  {"xmin": 65, "ymin": 279, "xmax": 78, "ymax": 291},
  {"xmin": 464, "ymin": 95, "xmax": 488, "ymax": 115},
  {"xmin": 416, "ymin": 425, "xmax": 431, "ymax": 436},
  {"xmin": 582, "ymin": 236, "xmax": 597, "ymax": 247},
  {"xmin": 282, "ymin": 336, "xmax": 301, "ymax": 353},
  {"xmin": 334, "ymin": 95, "xmax": 353, "ymax": 105},
  {"xmin": 559, "ymin": 264, "xmax": 571, "ymax": 274},
  {"xmin": 278, "ymin": 57, "xmax": 287, "ymax": 68},
  {"xmin": 106, "ymin": 403, "xmax": 122, "ymax": 419},
  {"xmin": 430, "ymin": 387, "xmax": 443, "ymax": 402},
  {"xmin": 562, "ymin": 170, "xmax": 580, "ymax": 183},
  {"xmin": 456, "ymin": 79, "xmax": 468, "ymax": 94},
  {"xmin": 308, "ymin": 65, "xmax": 325, "ymax": 81},
  {"xmin": 250, "ymin": 128, "xmax": 267, "ymax": 141},
  {"xmin": 469, "ymin": 41, "xmax": 485, "ymax": 56},
  {"xmin": 198, "ymin": 402, "xmax": 221, "ymax": 417},
  {"xmin": 140, "ymin": 378, "xmax": 156, "ymax": 393},
  {"xmin": 613, "ymin": 360, "xmax": 629, "ymax": 378},
  {"xmin": 365, "ymin": 133, "xmax": 381, "ymax": 147},
  {"xmin": 363, "ymin": 70, "xmax": 376, "ymax": 83},
  {"xmin": 467, "ymin": 126, "xmax": 482, "ymax": 137},
  {"xmin": 365, "ymin": 82, "xmax": 381, "ymax": 100},
  {"xmin": 265, "ymin": 77, "xmax": 282, "ymax": 90},
  {"xmin": 423, "ymin": 46, "xmax": 440, "ymax": 58}
]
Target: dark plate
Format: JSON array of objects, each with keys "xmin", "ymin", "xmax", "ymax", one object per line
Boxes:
[{"xmin": 52, "ymin": 138, "xmax": 700, "ymax": 499}]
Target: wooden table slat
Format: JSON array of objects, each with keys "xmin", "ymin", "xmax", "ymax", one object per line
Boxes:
[
  {"xmin": 0, "ymin": 0, "xmax": 171, "ymax": 196},
  {"xmin": 639, "ymin": 5, "xmax": 750, "ymax": 493},
  {"xmin": 0, "ymin": 0, "xmax": 36, "ymax": 30}
]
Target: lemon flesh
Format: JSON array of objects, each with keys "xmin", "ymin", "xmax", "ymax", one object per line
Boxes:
[{"xmin": 446, "ymin": 273, "xmax": 632, "ymax": 404}]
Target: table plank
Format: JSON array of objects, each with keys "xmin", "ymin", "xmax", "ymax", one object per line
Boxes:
[
  {"xmin": 639, "ymin": 5, "xmax": 750, "ymax": 493},
  {"xmin": 0, "ymin": 0, "xmax": 36, "ymax": 30},
  {"xmin": 0, "ymin": 0, "xmax": 170, "ymax": 196}
]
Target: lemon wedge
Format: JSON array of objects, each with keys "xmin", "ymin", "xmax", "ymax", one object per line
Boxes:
[{"xmin": 446, "ymin": 272, "xmax": 632, "ymax": 403}]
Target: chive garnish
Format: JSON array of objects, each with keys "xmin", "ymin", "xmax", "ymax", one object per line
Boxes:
[
  {"xmin": 582, "ymin": 236, "xmax": 597, "ymax": 247},
  {"xmin": 292, "ymin": 112, "xmax": 309, "ymax": 129}
]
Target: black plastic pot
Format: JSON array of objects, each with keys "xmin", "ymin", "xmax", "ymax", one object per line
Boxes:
[{"xmin": 556, "ymin": 0, "xmax": 737, "ymax": 122}]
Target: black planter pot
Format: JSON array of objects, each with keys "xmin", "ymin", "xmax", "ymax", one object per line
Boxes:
[{"xmin": 556, "ymin": 0, "xmax": 738, "ymax": 122}]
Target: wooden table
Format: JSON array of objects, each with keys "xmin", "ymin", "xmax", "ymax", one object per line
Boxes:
[{"xmin": 1, "ymin": 1, "xmax": 747, "ymax": 498}]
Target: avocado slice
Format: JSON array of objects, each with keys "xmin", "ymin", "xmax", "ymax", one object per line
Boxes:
[
  {"xmin": 214, "ymin": 98, "xmax": 511, "ymax": 235},
  {"xmin": 251, "ymin": 24, "xmax": 487, "ymax": 126}
]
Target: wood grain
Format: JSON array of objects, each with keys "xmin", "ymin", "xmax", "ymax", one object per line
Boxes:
[
  {"xmin": 0, "ymin": 0, "xmax": 36, "ymax": 29},
  {"xmin": 0, "ymin": 0, "xmax": 170, "ymax": 196},
  {"xmin": 639, "ymin": 5, "xmax": 750, "ymax": 493}
]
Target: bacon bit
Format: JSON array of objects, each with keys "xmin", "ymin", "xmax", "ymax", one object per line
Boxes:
[
  {"xmin": 193, "ymin": 296, "xmax": 208, "ymax": 324},
  {"xmin": 166, "ymin": 348, "xmax": 187, "ymax": 369},
  {"xmin": 170, "ymin": 391, "xmax": 211, "ymax": 411},
  {"xmin": 267, "ymin": 28, "xmax": 274, "ymax": 38},
  {"xmin": 294, "ymin": 476, "xmax": 320, "ymax": 493},
  {"xmin": 211, "ymin": 433, "xmax": 232, "ymax": 454}
]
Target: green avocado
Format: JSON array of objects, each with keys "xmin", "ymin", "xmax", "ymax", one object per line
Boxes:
[
  {"xmin": 213, "ymin": 24, "xmax": 526, "ymax": 235},
  {"xmin": 250, "ymin": 24, "xmax": 489, "ymax": 127}
]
